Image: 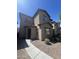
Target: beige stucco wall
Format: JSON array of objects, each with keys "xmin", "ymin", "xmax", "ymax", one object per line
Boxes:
[
  {"xmin": 19, "ymin": 13, "xmax": 26, "ymax": 38},
  {"xmin": 34, "ymin": 14, "xmax": 42, "ymax": 40},
  {"xmin": 34, "ymin": 14, "xmax": 40, "ymax": 26},
  {"xmin": 34, "ymin": 11, "xmax": 53, "ymax": 41},
  {"xmin": 20, "ymin": 13, "xmax": 33, "ymax": 27},
  {"xmin": 19, "ymin": 13, "xmax": 33, "ymax": 39},
  {"xmin": 39, "ymin": 12, "xmax": 53, "ymax": 40},
  {"xmin": 40, "ymin": 24, "xmax": 53, "ymax": 41},
  {"xmin": 31, "ymin": 27, "xmax": 38, "ymax": 40},
  {"xmin": 39, "ymin": 11, "xmax": 51, "ymax": 24},
  {"xmin": 37, "ymin": 27, "xmax": 42, "ymax": 40},
  {"xmin": 19, "ymin": 11, "xmax": 53, "ymax": 40}
]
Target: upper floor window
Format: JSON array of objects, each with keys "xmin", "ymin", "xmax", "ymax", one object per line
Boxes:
[{"xmin": 42, "ymin": 15, "xmax": 48, "ymax": 21}]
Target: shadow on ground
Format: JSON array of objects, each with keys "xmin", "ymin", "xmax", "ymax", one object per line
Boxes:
[{"xmin": 17, "ymin": 39, "xmax": 29, "ymax": 50}]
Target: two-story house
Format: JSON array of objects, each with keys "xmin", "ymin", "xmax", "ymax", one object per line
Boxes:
[{"xmin": 19, "ymin": 9, "xmax": 53, "ymax": 41}]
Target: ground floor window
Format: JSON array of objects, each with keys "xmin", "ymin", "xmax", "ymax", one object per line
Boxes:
[{"xmin": 45, "ymin": 28, "xmax": 50, "ymax": 35}]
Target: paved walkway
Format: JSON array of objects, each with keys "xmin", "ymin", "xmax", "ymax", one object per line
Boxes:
[
  {"xmin": 32, "ymin": 40, "xmax": 61, "ymax": 59},
  {"xmin": 25, "ymin": 39, "xmax": 53, "ymax": 59}
]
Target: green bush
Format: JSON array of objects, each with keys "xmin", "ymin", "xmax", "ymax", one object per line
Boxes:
[{"xmin": 45, "ymin": 38, "xmax": 50, "ymax": 45}]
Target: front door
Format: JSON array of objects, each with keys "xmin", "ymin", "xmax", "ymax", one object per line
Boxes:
[{"xmin": 27, "ymin": 28, "xmax": 31, "ymax": 39}]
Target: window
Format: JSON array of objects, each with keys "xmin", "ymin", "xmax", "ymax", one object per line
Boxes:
[
  {"xmin": 46, "ymin": 28, "xmax": 50, "ymax": 35},
  {"xmin": 42, "ymin": 15, "xmax": 47, "ymax": 21}
]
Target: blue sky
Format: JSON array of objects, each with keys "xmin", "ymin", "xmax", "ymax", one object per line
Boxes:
[{"xmin": 17, "ymin": 0, "xmax": 61, "ymax": 27}]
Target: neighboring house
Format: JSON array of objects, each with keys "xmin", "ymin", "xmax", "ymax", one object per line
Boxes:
[
  {"xmin": 19, "ymin": 9, "xmax": 54, "ymax": 41},
  {"xmin": 52, "ymin": 21, "xmax": 61, "ymax": 35},
  {"xmin": 51, "ymin": 21, "xmax": 61, "ymax": 42}
]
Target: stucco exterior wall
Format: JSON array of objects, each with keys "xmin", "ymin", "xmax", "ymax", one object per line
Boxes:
[
  {"xmin": 31, "ymin": 27, "xmax": 38, "ymax": 40},
  {"xmin": 34, "ymin": 11, "xmax": 53, "ymax": 41},
  {"xmin": 34, "ymin": 14, "xmax": 42, "ymax": 40},
  {"xmin": 34, "ymin": 14, "xmax": 40, "ymax": 26},
  {"xmin": 38, "ymin": 12, "xmax": 53, "ymax": 40},
  {"xmin": 40, "ymin": 24, "xmax": 53, "ymax": 41},
  {"xmin": 39, "ymin": 11, "xmax": 51, "ymax": 24},
  {"xmin": 19, "ymin": 9, "xmax": 53, "ymax": 40},
  {"xmin": 19, "ymin": 13, "xmax": 33, "ymax": 39}
]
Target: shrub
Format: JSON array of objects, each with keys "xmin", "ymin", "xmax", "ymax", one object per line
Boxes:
[{"xmin": 45, "ymin": 38, "xmax": 50, "ymax": 45}]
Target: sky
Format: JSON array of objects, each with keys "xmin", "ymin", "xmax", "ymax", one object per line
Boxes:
[{"xmin": 17, "ymin": 0, "xmax": 61, "ymax": 27}]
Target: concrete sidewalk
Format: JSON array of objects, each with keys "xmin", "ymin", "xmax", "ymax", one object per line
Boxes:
[{"xmin": 25, "ymin": 40, "xmax": 53, "ymax": 59}]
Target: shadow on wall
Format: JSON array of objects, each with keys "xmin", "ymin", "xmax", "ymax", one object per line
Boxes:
[{"xmin": 17, "ymin": 38, "xmax": 29, "ymax": 50}]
